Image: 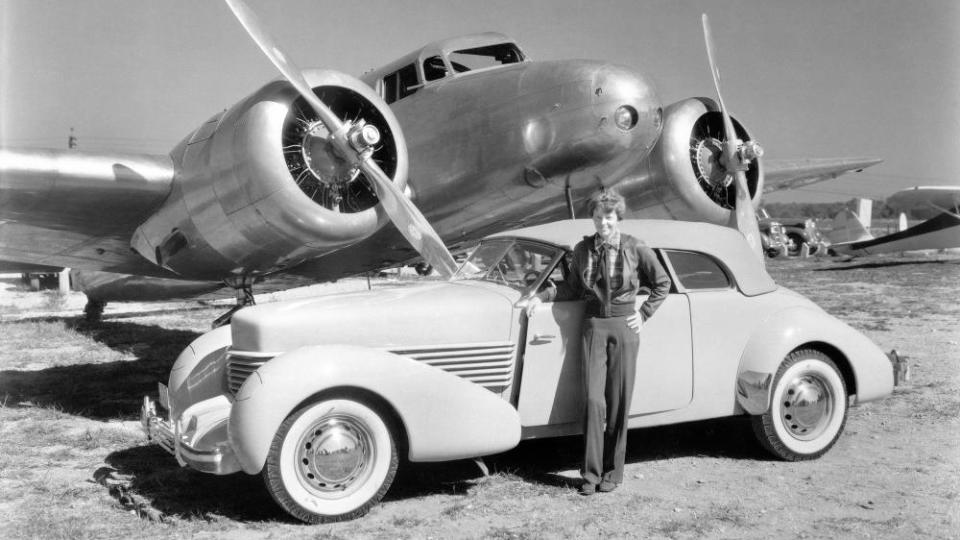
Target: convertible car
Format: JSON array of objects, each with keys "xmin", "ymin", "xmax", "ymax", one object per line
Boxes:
[{"xmin": 141, "ymin": 219, "xmax": 896, "ymax": 523}]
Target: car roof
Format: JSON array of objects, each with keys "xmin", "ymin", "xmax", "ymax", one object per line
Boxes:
[{"xmin": 489, "ymin": 219, "xmax": 777, "ymax": 296}]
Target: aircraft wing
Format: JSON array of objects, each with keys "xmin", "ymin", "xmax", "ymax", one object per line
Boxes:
[
  {"xmin": 762, "ymin": 157, "xmax": 883, "ymax": 193},
  {"xmin": 887, "ymin": 186, "xmax": 960, "ymax": 219},
  {"xmin": 831, "ymin": 211, "xmax": 960, "ymax": 256},
  {"xmin": 0, "ymin": 148, "xmax": 176, "ymax": 277}
]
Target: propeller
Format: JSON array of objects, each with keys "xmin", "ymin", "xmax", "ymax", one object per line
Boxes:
[
  {"xmin": 701, "ymin": 14, "xmax": 765, "ymax": 260},
  {"xmin": 224, "ymin": 0, "xmax": 458, "ymax": 277}
]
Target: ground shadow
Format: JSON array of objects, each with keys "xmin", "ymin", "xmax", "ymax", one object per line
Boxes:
[
  {"xmin": 0, "ymin": 319, "xmax": 200, "ymax": 420},
  {"xmin": 494, "ymin": 416, "xmax": 770, "ymax": 487},
  {"xmin": 101, "ymin": 415, "xmax": 771, "ymax": 523},
  {"xmin": 103, "ymin": 445, "xmax": 282, "ymax": 522}
]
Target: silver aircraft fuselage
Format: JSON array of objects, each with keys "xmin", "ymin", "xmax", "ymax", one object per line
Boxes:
[{"xmin": 387, "ymin": 59, "xmax": 660, "ymax": 240}]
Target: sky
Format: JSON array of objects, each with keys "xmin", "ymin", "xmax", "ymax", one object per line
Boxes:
[{"xmin": 1, "ymin": 0, "xmax": 958, "ymax": 203}]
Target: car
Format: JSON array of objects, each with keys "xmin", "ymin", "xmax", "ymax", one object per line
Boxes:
[
  {"xmin": 758, "ymin": 217, "xmax": 789, "ymax": 258},
  {"xmin": 141, "ymin": 219, "xmax": 896, "ymax": 523},
  {"xmin": 781, "ymin": 218, "xmax": 829, "ymax": 256}
]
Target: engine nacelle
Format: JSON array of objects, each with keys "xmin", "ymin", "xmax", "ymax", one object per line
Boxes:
[
  {"xmin": 131, "ymin": 70, "xmax": 407, "ymax": 280},
  {"xmin": 617, "ymin": 97, "xmax": 763, "ymax": 225}
]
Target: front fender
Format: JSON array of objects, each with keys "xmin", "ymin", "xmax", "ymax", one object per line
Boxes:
[
  {"xmin": 736, "ymin": 306, "xmax": 892, "ymax": 414},
  {"xmin": 167, "ymin": 325, "xmax": 232, "ymax": 419},
  {"xmin": 229, "ymin": 345, "xmax": 521, "ymax": 474}
]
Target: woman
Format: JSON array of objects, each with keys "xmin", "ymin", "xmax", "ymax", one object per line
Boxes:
[{"xmin": 528, "ymin": 189, "xmax": 671, "ymax": 495}]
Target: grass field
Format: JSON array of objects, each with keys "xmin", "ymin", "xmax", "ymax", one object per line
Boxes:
[{"xmin": 0, "ymin": 255, "xmax": 958, "ymax": 539}]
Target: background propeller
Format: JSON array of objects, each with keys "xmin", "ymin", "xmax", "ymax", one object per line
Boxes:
[
  {"xmin": 225, "ymin": 0, "xmax": 458, "ymax": 277},
  {"xmin": 702, "ymin": 14, "xmax": 765, "ymax": 260}
]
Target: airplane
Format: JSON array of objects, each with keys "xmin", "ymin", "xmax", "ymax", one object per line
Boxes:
[
  {"xmin": 829, "ymin": 186, "xmax": 960, "ymax": 257},
  {"xmin": 0, "ymin": 1, "xmax": 881, "ymax": 323}
]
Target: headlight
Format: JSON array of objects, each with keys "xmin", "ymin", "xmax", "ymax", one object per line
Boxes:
[{"xmin": 614, "ymin": 105, "xmax": 638, "ymax": 131}]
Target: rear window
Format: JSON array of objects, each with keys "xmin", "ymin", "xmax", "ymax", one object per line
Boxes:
[{"xmin": 664, "ymin": 250, "xmax": 730, "ymax": 290}]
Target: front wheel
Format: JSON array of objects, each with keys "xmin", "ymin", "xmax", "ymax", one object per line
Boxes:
[
  {"xmin": 786, "ymin": 233, "xmax": 804, "ymax": 256},
  {"xmin": 263, "ymin": 397, "xmax": 399, "ymax": 523},
  {"xmin": 752, "ymin": 349, "xmax": 848, "ymax": 461}
]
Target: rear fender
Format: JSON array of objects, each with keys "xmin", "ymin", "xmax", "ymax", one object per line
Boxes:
[
  {"xmin": 736, "ymin": 306, "xmax": 892, "ymax": 414},
  {"xmin": 229, "ymin": 345, "xmax": 521, "ymax": 474}
]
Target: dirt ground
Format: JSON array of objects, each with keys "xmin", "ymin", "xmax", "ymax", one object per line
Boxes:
[{"xmin": 0, "ymin": 253, "xmax": 957, "ymax": 539}]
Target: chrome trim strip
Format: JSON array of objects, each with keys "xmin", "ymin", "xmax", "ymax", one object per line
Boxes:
[{"xmin": 225, "ymin": 342, "xmax": 518, "ymax": 395}]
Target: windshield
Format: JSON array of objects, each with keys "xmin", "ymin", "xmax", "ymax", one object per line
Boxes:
[
  {"xmin": 448, "ymin": 43, "xmax": 525, "ymax": 73},
  {"xmin": 455, "ymin": 239, "xmax": 562, "ymax": 292}
]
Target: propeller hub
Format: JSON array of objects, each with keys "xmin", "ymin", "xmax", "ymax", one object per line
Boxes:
[{"xmin": 349, "ymin": 122, "xmax": 381, "ymax": 150}]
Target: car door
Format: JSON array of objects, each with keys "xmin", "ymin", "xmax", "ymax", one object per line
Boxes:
[
  {"xmin": 517, "ymin": 251, "xmax": 693, "ymax": 432},
  {"xmin": 663, "ymin": 249, "xmax": 763, "ymax": 416}
]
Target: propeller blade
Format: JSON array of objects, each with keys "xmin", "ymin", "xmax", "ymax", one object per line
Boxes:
[
  {"xmin": 224, "ymin": 0, "xmax": 459, "ymax": 277},
  {"xmin": 360, "ymin": 159, "xmax": 459, "ymax": 277},
  {"xmin": 702, "ymin": 14, "xmax": 764, "ymax": 259},
  {"xmin": 225, "ymin": 0, "xmax": 343, "ymax": 131}
]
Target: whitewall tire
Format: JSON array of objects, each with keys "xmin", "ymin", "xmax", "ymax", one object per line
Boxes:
[
  {"xmin": 263, "ymin": 397, "xmax": 399, "ymax": 523},
  {"xmin": 752, "ymin": 349, "xmax": 848, "ymax": 461}
]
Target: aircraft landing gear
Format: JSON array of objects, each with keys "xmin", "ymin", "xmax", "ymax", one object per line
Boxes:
[
  {"xmin": 83, "ymin": 299, "xmax": 106, "ymax": 323},
  {"xmin": 212, "ymin": 278, "xmax": 256, "ymax": 328}
]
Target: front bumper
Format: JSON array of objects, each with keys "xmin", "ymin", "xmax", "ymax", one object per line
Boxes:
[{"xmin": 140, "ymin": 386, "xmax": 241, "ymax": 475}]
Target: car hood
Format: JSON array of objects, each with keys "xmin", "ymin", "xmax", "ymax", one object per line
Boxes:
[{"xmin": 231, "ymin": 281, "xmax": 520, "ymax": 352}]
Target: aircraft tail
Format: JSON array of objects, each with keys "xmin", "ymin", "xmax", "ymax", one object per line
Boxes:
[{"xmin": 827, "ymin": 208, "xmax": 873, "ymax": 245}]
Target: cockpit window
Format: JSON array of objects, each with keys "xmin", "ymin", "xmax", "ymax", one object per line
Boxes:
[
  {"xmin": 382, "ymin": 64, "xmax": 420, "ymax": 104},
  {"xmin": 423, "ymin": 56, "xmax": 447, "ymax": 82},
  {"xmin": 455, "ymin": 239, "xmax": 561, "ymax": 292},
  {"xmin": 448, "ymin": 43, "xmax": 524, "ymax": 73}
]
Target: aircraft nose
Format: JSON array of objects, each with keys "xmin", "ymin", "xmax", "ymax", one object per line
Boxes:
[{"xmin": 593, "ymin": 64, "xmax": 662, "ymax": 156}]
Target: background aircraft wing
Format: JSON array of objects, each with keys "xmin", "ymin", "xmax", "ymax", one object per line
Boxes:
[
  {"xmin": 831, "ymin": 211, "xmax": 960, "ymax": 256},
  {"xmin": 0, "ymin": 148, "xmax": 176, "ymax": 277},
  {"xmin": 762, "ymin": 157, "xmax": 883, "ymax": 193},
  {"xmin": 887, "ymin": 186, "xmax": 960, "ymax": 216}
]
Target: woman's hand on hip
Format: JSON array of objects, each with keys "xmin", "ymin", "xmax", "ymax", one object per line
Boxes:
[{"xmin": 626, "ymin": 310, "xmax": 644, "ymax": 334}]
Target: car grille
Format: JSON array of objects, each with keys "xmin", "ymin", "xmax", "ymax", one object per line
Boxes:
[
  {"xmin": 226, "ymin": 350, "xmax": 274, "ymax": 394},
  {"xmin": 225, "ymin": 342, "xmax": 517, "ymax": 395}
]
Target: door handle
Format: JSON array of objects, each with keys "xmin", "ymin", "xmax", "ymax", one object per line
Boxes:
[{"xmin": 532, "ymin": 334, "xmax": 556, "ymax": 341}]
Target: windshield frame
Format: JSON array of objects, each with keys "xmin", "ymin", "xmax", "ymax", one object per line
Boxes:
[{"xmin": 454, "ymin": 238, "xmax": 566, "ymax": 295}]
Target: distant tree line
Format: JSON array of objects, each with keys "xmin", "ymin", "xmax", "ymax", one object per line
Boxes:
[{"xmin": 763, "ymin": 199, "xmax": 915, "ymax": 220}]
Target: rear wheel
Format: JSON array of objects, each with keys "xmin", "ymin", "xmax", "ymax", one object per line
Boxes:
[
  {"xmin": 752, "ymin": 349, "xmax": 847, "ymax": 461},
  {"xmin": 263, "ymin": 397, "xmax": 398, "ymax": 523}
]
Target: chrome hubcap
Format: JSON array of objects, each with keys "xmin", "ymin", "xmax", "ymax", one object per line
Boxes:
[
  {"xmin": 780, "ymin": 372, "xmax": 834, "ymax": 441},
  {"xmin": 295, "ymin": 414, "xmax": 374, "ymax": 495}
]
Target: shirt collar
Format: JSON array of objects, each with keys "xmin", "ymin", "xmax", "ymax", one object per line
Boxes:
[{"xmin": 594, "ymin": 231, "xmax": 621, "ymax": 251}]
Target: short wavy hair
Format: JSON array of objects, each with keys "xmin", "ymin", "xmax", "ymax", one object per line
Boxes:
[{"xmin": 587, "ymin": 189, "xmax": 626, "ymax": 219}]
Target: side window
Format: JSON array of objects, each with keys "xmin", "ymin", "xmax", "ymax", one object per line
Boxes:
[
  {"xmin": 422, "ymin": 56, "xmax": 447, "ymax": 82},
  {"xmin": 664, "ymin": 250, "xmax": 730, "ymax": 290},
  {"xmin": 382, "ymin": 64, "xmax": 420, "ymax": 104}
]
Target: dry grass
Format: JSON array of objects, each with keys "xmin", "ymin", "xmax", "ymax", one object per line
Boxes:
[{"xmin": 0, "ymin": 256, "xmax": 957, "ymax": 538}]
